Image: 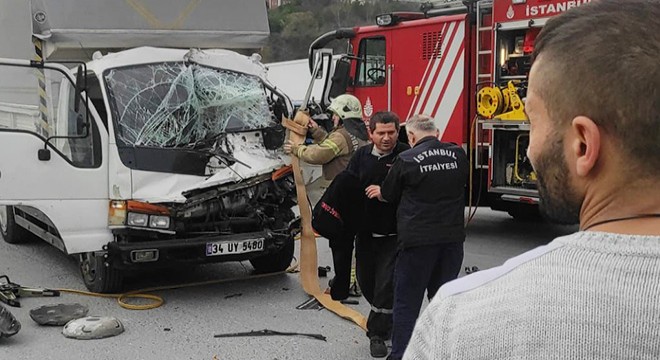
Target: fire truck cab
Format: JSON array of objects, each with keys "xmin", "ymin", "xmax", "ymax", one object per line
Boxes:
[{"xmin": 305, "ymin": 0, "xmax": 592, "ymax": 219}]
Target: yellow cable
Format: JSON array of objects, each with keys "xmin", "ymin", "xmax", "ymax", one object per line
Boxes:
[{"xmin": 56, "ymin": 257, "xmax": 300, "ymax": 310}]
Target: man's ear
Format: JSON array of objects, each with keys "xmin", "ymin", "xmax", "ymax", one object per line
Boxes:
[
  {"xmin": 407, "ymin": 131, "xmax": 416, "ymax": 146},
  {"xmin": 571, "ymin": 116, "xmax": 601, "ymax": 177}
]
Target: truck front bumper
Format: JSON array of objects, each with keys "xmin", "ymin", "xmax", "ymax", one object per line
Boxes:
[{"xmin": 107, "ymin": 230, "xmax": 285, "ymax": 270}]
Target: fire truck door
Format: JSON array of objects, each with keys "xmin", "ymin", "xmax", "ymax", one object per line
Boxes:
[{"xmin": 350, "ymin": 35, "xmax": 390, "ymax": 122}]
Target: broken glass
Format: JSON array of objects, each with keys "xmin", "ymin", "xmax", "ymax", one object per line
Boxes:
[{"xmin": 104, "ymin": 63, "xmax": 274, "ymax": 147}]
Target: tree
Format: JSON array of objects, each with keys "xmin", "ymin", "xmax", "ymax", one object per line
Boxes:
[{"xmin": 262, "ymin": 0, "xmax": 420, "ymax": 62}]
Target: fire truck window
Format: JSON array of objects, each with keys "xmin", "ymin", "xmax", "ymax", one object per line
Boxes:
[{"xmin": 355, "ymin": 37, "xmax": 386, "ymax": 87}]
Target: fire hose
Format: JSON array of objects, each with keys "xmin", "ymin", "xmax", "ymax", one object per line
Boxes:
[{"xmin": 282, "ymin": 111, "xmax": 367, "ymax": 331}]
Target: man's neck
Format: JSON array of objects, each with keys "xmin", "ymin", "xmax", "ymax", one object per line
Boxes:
[
  {"xmin": 580, "ymin": 178, "xmax": 660, "ymax": 235},
  {"xmin": 371, "ymin": 145, "xmax": 393, "ymax": 158},
  {"xmin": 413, "ymin": 135, "xmax": 437, "ymax": 147}
]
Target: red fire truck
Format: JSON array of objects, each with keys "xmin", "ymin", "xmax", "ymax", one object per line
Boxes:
[{"xmin": 304, "ymin": 0, "xmax": 592, "ymax": 219}]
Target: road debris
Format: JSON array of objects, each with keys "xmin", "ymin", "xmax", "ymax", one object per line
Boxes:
[{"xmin": 214, "ymin": 329, "xmax": 326, "ymax": 341}]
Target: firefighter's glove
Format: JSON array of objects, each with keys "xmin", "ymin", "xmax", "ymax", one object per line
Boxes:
[
  {"xmin": 284, "ymin": 140, "xmax": 304, "ymax": 158},
  {"xmin": 307, "ymin": 118, "xmax": 319, "ymax": 129}
]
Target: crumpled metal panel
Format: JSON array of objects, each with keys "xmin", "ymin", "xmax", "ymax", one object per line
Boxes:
[
  {"xmin": 105, "ymin": 62, "xmax": 275, "ymax": 147},
  {"xmin": 130, "ymin": 131, "xmax": 288, "ymax": 203},
  {"xmin": 0, "ymin": 304, "xmax": 20, "ymax": 338},
  {"xmin": 30, "ymin": 303, "xmax": 89, "ymax": 326},
  {"xmin": 63, "ymin": 316, "xmax": 124, "ymax": 340}
]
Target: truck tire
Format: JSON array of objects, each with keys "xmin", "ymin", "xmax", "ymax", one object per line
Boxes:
[
  {"xmin": 0, "ymin": 206, "xmax": 30, "ymax": 244},
  {"xmin": 79, "ymin": 252, "xmax": 123, "ymax": 293},
  {"xmin": 249, "ymin": 236, "xmax": 295, "ymax": 274}
]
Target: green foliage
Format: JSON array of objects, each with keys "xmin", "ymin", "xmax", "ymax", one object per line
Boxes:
[{"xmin": 262, "ymin": 0, "xmax": 420, "ymax": 62}]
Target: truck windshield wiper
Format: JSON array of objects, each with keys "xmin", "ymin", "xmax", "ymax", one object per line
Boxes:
[{"xmin": 209, "ymin": 148, "xmax": 252, "ymax": 169}]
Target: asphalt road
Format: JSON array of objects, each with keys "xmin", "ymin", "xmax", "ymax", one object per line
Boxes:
[{"xmin": 0, "ymin": 208, "xmax": 576, "ymax": 360}]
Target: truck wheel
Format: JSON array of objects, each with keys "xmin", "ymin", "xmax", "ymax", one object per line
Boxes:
[
  {"xmin": 249, "ymin": 236, "xmax": 295, "ymax": 274},
  {"xmin": 0, "ymin": 206, "xmax": 30, "ymax": 244},
  {"xmin": 79, "ymin": 252, "xmax": 123, "ymax": 293}
]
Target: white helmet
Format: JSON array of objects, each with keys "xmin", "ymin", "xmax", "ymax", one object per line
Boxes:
[{"xmin": 327, "ymin": 94, "xmax": 362, "ymax": 120}]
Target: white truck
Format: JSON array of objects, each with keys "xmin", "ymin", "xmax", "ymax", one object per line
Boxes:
[{"xmin": 0, "ymin": 0, "xmax": 298, "ymax": 292}]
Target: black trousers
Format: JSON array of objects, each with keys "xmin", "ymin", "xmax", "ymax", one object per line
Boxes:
[
  {"xmin": 390, "ymin": 242, "xmax": 464, "ymax": 359},
  {"xmin": 355, "ymin": 234, "xmax": 397, "ymax": 340},
  {"xmin": 328, "ymin": 233, "xmax": 355, "ymax": 300}
]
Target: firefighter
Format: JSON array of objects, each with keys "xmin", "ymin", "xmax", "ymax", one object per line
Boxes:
[
  {"xmin": 366, "ymin": 114, "xmax": 468, "ymax": 360},
  {"xmin": 345, "ymin": 111, "xmax": 409, "ymax": 358},
  {"xmin": 284, "ymin": 93, "xmax": 369, "ymax": 297},
  {"xmin": 284, "ymin": 94, "xmax": 368, "ymax": 202}
]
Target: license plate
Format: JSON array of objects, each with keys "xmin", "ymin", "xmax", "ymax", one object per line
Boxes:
[{"xmin": 205, "ymin": 238, "xmax": 264, "ymax": 256}]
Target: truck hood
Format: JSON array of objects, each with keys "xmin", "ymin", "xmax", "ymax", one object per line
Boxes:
[{"xmin": 131, "ymin": 131, "xmax": 290, "ymax": 203}]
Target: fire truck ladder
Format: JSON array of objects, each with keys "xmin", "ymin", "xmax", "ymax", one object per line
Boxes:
[{"xmin": 474, "ymin": 0, "xmax": 493, "ymax": 170}]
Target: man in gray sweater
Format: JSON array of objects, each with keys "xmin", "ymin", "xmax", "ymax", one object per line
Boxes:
[{"xmin": 403, "ymin": 1, "xmax": 660, "ymax": 359}]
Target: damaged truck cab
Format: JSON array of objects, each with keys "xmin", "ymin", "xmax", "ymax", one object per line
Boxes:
[
  {"xmin": 0, "ymin": 48, "xmax": 297, "ymax": 293},
  {"xmin": 0, "ymin": 0, "xmax": 297, "ymax": 292}
]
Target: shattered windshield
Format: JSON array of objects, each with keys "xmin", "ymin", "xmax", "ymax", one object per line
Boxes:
[{"xmin": 104, "ymin": 62, "xmax": 275, "ymax": 147}]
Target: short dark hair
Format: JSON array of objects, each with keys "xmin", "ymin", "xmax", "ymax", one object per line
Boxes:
[
  {"xmin": 369, "ymin": 111, "xmax": 400, "ymax": 132},
  {"xmin": 532, "ymin": 0, "xmax": 660, "ymax": 176}
]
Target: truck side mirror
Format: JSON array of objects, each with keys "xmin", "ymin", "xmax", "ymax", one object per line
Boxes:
[
  {"xmin": 74, "ymin": 65, "xmax": 85, "ymax": 113},
  {"xmin": 38, "ymin": 148, "xmax": 51, "ymax": 161},
  {"xmin": 312, "ymin": 53, "xmax": 324, "ymax": 80},
  {"xmin": 328, "ymin": 59, "xmax": 351, "ymax": 99},
  {"xmin": 76, "ymin": 113, "xmax": 88, "ymax": 135}
]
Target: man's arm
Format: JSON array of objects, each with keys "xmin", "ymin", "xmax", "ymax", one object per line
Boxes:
[
  {"xmin": 291, "ymin": 131, "xmax": 349, "ymax": 165},
  {"xmin": 308, "ymin": 125, "xmax": 328, "ymax": 143},
  {"xmin": 380, "ymin": 157, "xmax": 404, "ymax": 204}
]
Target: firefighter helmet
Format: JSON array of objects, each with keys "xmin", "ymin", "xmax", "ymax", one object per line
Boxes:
[{"xmin": 327, "ymin": 94, "xmax": 362, "ymax": 120}]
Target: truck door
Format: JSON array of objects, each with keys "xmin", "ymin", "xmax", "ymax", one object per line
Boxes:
[
  {"xmin": 350, "ymin": 35, "xmax": 390, "ymax": 122},
  {"xmin": 0, "ymin": 60, "xmax": 109, "ymax": 254}
]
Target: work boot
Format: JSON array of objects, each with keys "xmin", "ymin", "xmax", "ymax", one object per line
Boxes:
[
  {"xmin": 327, "ymin": 277, "xmax": 348, "ymax": 301},
  {"xmin": 370, "ymin": 337, "xmax": 388, "ymax": 358}
]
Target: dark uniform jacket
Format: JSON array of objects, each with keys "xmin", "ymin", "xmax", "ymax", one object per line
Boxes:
[
  {"xmin": 380, "ymin": 136, "xmax": 468, "ymax": 248},
  {"xmin": 345, "ymin": 142, "xmax": 410, "ymax": 236},
  {"xmin": 312, "ymin": 170, "xmax": 364, "ymax": 244}
]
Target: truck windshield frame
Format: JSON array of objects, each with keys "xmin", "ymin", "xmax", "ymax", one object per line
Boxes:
[{"xmin": 103, "ymin": 62, "xmax": 275, "ymax": 149}]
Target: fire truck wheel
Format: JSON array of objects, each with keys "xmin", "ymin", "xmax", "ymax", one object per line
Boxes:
[
  {"xmin": 0, "ymin": 206, "xmax": 30, "ymax": 244},
  {"xmin": 249, "ymin": 236, "xmax": 295, "ymax": 274},
  {"xmin": 79, "ymin": 252, "xmax": 123, "ymax": 293}
]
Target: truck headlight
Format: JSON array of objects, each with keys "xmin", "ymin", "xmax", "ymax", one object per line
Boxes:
[
  {"xmin": 109, "ymin": 200, "xmax": 172, "ymax": 231},
  {"xmin": 149, "ymin": 215, "xmax": 170, "ymax": 229},
  {"xmin": 127, "ymin": 212, "xmax": 149, "ymax": 227}
]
